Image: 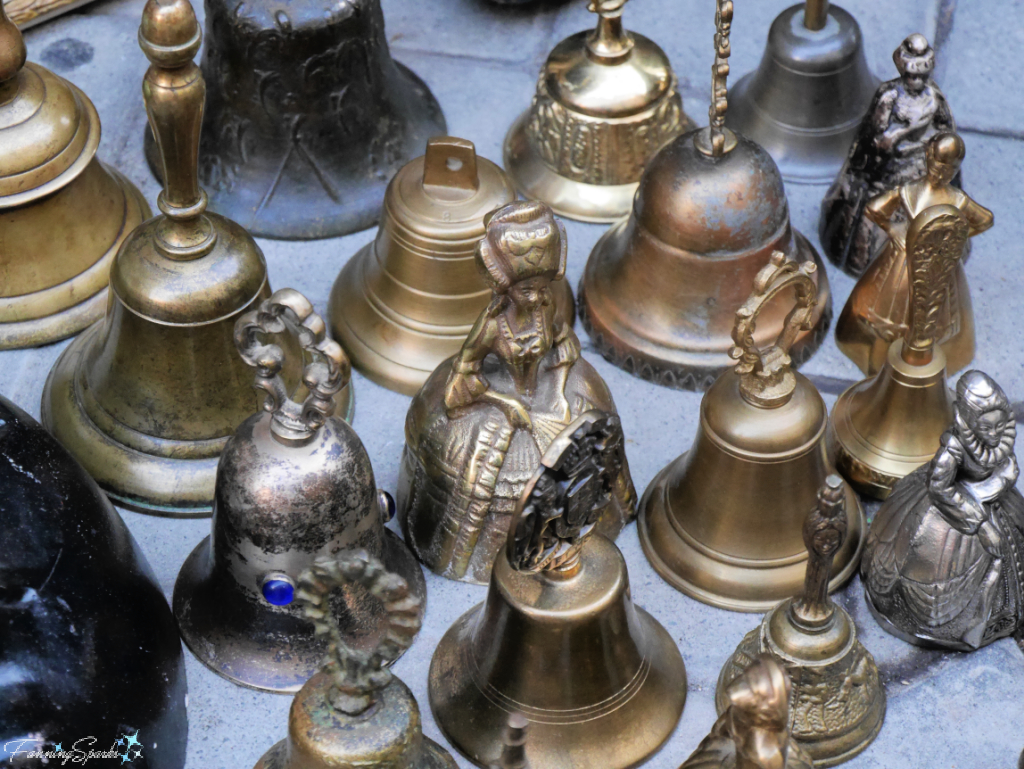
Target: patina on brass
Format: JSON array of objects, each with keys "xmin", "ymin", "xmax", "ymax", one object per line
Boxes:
[
  {"xmin": 680, "ymin": 656, "xmax": 813, "ymax": 769},
  {"xmin": 580, "ymin": 0, "xmax": 832, "ymax": 391},
  {"xmin": 254, "ymin": 551, "xmax": 456, "ymax": 769},
  {"xmin": 40, "ymin": 0, "xmax": 303, "ymax": 517},
  {"xmin": 837, "ymin": 133, "xmax": 992, "ymax": 376},
  {"xmin": 329, "ymin": 136, "xmax": 574, "ymax": 395},
  {"xmin": 717, "ymin": 475, "xmax": 886, "ymax": 766},
  {"xmin": 863, "ymin": 371, "xmax": 1024, "ymax": 651},
  {"xmin": 0, "ymin": 2, "xmax": 149, "ymax": 349},
  {"xmin": 398, "ymin": 200, "xmax": 635, "ymax": 584},
  {"xmin": 727, "ymin": 0, "xmax": 878, "ymax": 183},
  {"xmin": 503, "ymin": 0, "xmax": 694, "ymax": 223},
  {"xmin": 640, "ymin": 252, "xmax": 864, "ymax": 612},
  {"xmin": 173, "ymin": 289, "xmax": 424, "ymax": 693},
  {"xmin": 430, "ymin": 411, "xmax": 687, "ymax": 769}
]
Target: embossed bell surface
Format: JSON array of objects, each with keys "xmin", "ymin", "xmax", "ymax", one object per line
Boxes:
[
  {"xmin": 40, "ymin": 0, "xmax": 305, "ymax": 517},
  {"xmin": 254, "ymin": 552, "xmax": 455, "ymax": 769},
  {"xmin": 862, "ymin": 371, "xmax": 1024, "ymax": 652},
  {"xmin": 717, "ymin": 476, "xmax": 886, "ymax": 766},
  {"xmin": 0, "ymin": 395, "xmax": 187, "ymax": 769},
  {"xmin": 640, "ymin": 253, "xmax": 864, "ymax": 612},
  {"xmin": 503, "ymin": 0, "xmax": 694, "ymax": 223},
  {"xmin": 398, "ymin": 201, "xmax": 635, "ymax": 584},
  {"xmin": 173, "ymin": 289, "xmax": 424, "ymax": 693},
  {"xmin": 0, "ymin": 4, "xmax": 149, "ymax": 349},
  {"xmin": 329, "ymin": 136, "xmax": 574, "ymax": 395},
  {"xmin": 580, "ymin": 0, "xmax": 831, "ymax": 391},
  {"xmin": 142, "ymin": 0, "xmax": 445, "ymax": 239}
]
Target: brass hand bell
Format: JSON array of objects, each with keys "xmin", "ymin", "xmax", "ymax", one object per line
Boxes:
[
  {"xmin": 430, "ymin": 412, "xmax": 687, "ymax": 769},
  {"xmin": 0, "ymin": 3, "xmax": 150, "ymax": 349},
  {"xmin": 41, "ymin": 0, "xmax": 285, "ymax": 516},
  {"xmin": 717, "ymin": 475, "xmax": 886, "ymax": 766},
  {"xmin": 254, "ymin": 551, "xmax": 456, "ymax": 769},
  {"xmin": 640, "ymin": 252, "xmax": 864, "ymax": 611},
  {"xmin": 580, "ymin": 0, "xmax": 831, "ymax": 390},
  {"xmin": 174, "ymin": 289, "xmax": 422, "ymax": 692}
]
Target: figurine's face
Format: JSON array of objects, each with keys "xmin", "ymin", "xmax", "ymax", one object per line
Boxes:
[
  {"xmin": 969, "ymin": 408, "xmax": 1010, "ymax": 448},
  {"xmin": 509, "ymin": 276, "xmax": 552, "ymax": 312},
  {"xmin": 904, "ymin": 73, "xmax": 926, "ymax": 93},
  {"xmin": 926, "ymin": 157, "xmax": 958, "ymax": 185}
]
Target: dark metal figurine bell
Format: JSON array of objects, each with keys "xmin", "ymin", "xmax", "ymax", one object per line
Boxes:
[
  {"xmin": 174, "ymin": 289, "xmax": 425, "ymax": 693},
  {"xmin": 430, "ymin": 411, "xmax": 687, "ymax": 769},
  {"xmin": 0, "ymin": 395, "xmax": 187, "ymax": 768}
]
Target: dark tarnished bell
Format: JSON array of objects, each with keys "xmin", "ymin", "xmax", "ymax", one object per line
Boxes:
[
  {"xmin": 580, "ymin": 0, "xmax": 832, "ymax": 391},
  {"xmin": 254, "ymin": 551, "xmax": 454, "ymax": 769},
  {"xmin": 0, "ymin": 3, "xmax": 150, "ymax": 349},
  {"xmin": 429, "ymin": 412, "xmax": 686, "ymax": 769},
  {"xmin": 173, "ymin": 289, "xmax": 425, "ymax": 693},
  {"xmin": 143, "ymin": 0, "xmax": 446, "ymax": 239},
  {"xmin": 0, "ymin": 396, "xmax": 187, "ymax": 769}
]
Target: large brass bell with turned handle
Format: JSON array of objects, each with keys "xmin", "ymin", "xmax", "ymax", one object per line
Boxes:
[{"xmin": 639, "ymin": 252, "xmax": 864, "ymax": 611}]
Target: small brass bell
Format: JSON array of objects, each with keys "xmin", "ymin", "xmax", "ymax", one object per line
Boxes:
[
  {"xmin": 503, "ymin": 0, "xmax": 694, "ymax": 223},
  {"xmin": 430, "ymin": 411, "xmax": 687, "ymax": 769},
  {"xmin": 717, "ymin": 475, "xmax": 886, "ymax": 766},
  {"xmin": 0, "ymin": 4, "xmax": 150, "ymax": 349},
  {"xmin": 640, "ymin": 252, "xmax": 864, "ymax": 611},
  {"xmin": 329, "ymin": 136, "xmax": 574, "ymax": 395},
  {"xmin": 40, "ymin": 0, "xmax": 292, "ymax": 516},
  {"xmin": 173, "ymin": 289, "xmax": 424, "ymax": 692},
  {"xmin": 726, "ymin": 1, "xmax": 879, "ymax": 184},
  {"xmin": 580, "ymin": 0, "xmax": 831, "ymax": 390},
  {"xmin": 254, "ymin": 551, "xmax": 456, "ymax": 769}
]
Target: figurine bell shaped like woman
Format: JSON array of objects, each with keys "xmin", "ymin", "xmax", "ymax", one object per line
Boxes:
[{"xmin": 863, "ymin": 370, "xmax": 1024, "ymax": 651}]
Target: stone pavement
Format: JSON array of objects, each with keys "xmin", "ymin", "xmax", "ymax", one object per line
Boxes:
[{"xmin": 4, "ymin": 0, "xmax": 1023, "ymax": 766}]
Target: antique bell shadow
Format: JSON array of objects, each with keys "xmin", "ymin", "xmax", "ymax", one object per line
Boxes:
[
  {"xmin": 640, "ymin": 252, "xmax": 864, "ymax": 612},
  {"xmin": 430, "ymin": 412, "xmax": 687, "ymax": 769},
  {"xmin": 174, "ymin": 289, "xmax": 424, "ymax": 693},
  {"xmin": 143, "ymin": 0, "xmax": 446, "ymax": 239}
]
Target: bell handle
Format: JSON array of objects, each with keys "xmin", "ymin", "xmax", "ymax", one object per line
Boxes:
[
  {"xmin": 586, "ymin": 0, "xmax": 633, "ymax": 60},
  {"xmin": 804, "ymin": 0, "xmax": 829, "ymax": 31},
  {"xmin": 695, "ymin": 0, "xmax": 736, "ymax": 157},
  {"xmin": 791, "ymin": 475, "xmax": 847, "ymax": 628},
  {"xmin": 0, "ymin": 1, "xmax": 26, "ymax": 102},
  {"xmin": 422, "ymin": 136, "xmax": 480, "ymax": 195},
  {"xmin": 295, "ymin": 551, "xmax": 422, "ymax": 716}
]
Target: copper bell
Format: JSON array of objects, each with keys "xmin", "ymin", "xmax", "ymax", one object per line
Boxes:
[
  {"xmin": 143, "ymin": 0, "xmax": 445, "ymax": 239},
  {"xmin": 639, "ymin": 253, "xmax": 864, "ymax": 611},
  {"xmin": 430, "ymin": 412, "xmax": 687, "ymax": 769},
  {"xmin": 41, "ymin": 0, "xmax": 289, "ymax": 516},
  {"xmin": 717, "ymin": 476, "xmax": 886, "ymax": 765},
  {"xmin": 329, "ymin": 136, "xmax": 574, "ymax": 395},
  {"xmin": 503, "ymin": 0, "xmax": 694, "ymax": 223},
  {"xmin": 726, "ymin": 0, "xmax": 878, "ymax": 184},
  {"xmin": 173, "ymin": 289, "xmax": 424, "ymax": 692},
  {"xmin": 580, "ymin": 0, "xmax": 831, "ymax": 390},
  {"xmin": 0, "ymin": 4, "xmax": 150, "ymax": 349},
  {"xmin": 254, "ymin": 551, "xmax": 456, "ymax": 769}
]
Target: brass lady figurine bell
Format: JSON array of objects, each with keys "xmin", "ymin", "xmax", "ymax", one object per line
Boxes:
[
  {"xmin": 173, "ymin": 289, "xmax": 423, "ymax": 692},
  {"xmin": 430, "ymin": 412, "xmax": 687, "ymax": 769},
  {"xmin": 717, "ymin": 476, "xmax": 885, "ymax": 766},
  {"xmin": 398, "ymin": 200, "xmax": 635, "ymax": 584}
]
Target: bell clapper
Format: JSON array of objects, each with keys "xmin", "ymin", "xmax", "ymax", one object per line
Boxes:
[
  {"xmin": 696, "ymin": 0, "xmax": 737, "ymax": 157},
  {"xmin": 492, "ymin": 714, "xmax": 530, "ymax": 769}
]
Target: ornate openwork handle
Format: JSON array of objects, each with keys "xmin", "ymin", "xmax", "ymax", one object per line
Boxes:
[
  {"xmin": 235, "ymin": 288, "xmax": 350, "ymax": 446},
  {"xmin": 295, "ymin": 551, "xmax": 422, "ymax": 716},
  {"xmin": 695, "ymin": 0, "xmax": 736, "ymax": 157},
  {"xmin": 791, "ymin": 475, "xmax": 847, "ymax": 629},
  {"xmin": 586, "ymin": 0, "xmax": 632, "ymax": 60},
  {"xmin": 729, "ymin": 252, "xmax": 818, "ymax": 408}
]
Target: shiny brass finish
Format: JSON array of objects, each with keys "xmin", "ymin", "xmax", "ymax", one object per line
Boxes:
[
  {"xmin": 863, "ymin": 371, "xmax": 1024, "ymax": 652},
  {"xmin": 174, "ymin": 289, "xmax": 423, "ymax": 693},
  {"xmin": 39, "ymin": 0, "xmax": 296, "ymax": 516},
  {"xmin": 0, "ymin": 2, "xmax": 150, "ymax": 349},
  {"xmin": 639, "ymin": 253, "xmax": 864, "ymax": 611},
  {"xmin": 329, "ymin": 136, "xmax": 574, "ymax": 395},
  {"xmin": 580, "ymin": 0, "xmax": 831, "ymax": 391},
  {"xmin": 254, "ymin": 551, "xmax": 456, "ymax": 769},
  {"xmin": 398, "ymin": 201, "xmax": 635, "ymax": 584},
  {"xmin": 430, "ymin": 412, "xmax": 687, "ymax": 768},
  {"xmin": 717, "ymin": 476, "xmax": 886, "ymax": 766},
  {"xmin": 837, "ymin": 133, "xmax": 993, "ymax": 376},
  {"xmin": 503, "ymin": 0, "xmax": 694, "ymax": 223}
]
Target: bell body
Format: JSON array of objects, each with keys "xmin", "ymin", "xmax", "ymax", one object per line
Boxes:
[
  {"xmin": 726, "ymin": 3, "xmax": 878, "ymax": 184},
  {"xmin": 429, "ymin": 534, "xmax": 686, "ymax": 769},
  {"xmin": 639, "ymin": 368, "xmax": 864, "ymax": 611}
]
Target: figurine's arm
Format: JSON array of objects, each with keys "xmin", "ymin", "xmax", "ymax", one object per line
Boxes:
[
  {"xmin": 962, "ymin": 197, "xmax": 994, "ymax": 237},
  {"xmin": 864, "ymin": 188, "xmax": 901, "ymax": 234},
  {"xmin": 551, "ymin": 318, "xmax": 581, "ymax": 369},
  {"xmin": 872, "ymin": 90, "xmax": 902, "ymax": 151},
  {"xmin": 933, "ymin": 92, "xmax": 956, "ymax": 133},
  {"xmin": 928, "ymin": 438, "xmax": 986, "ymax": 533}
]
